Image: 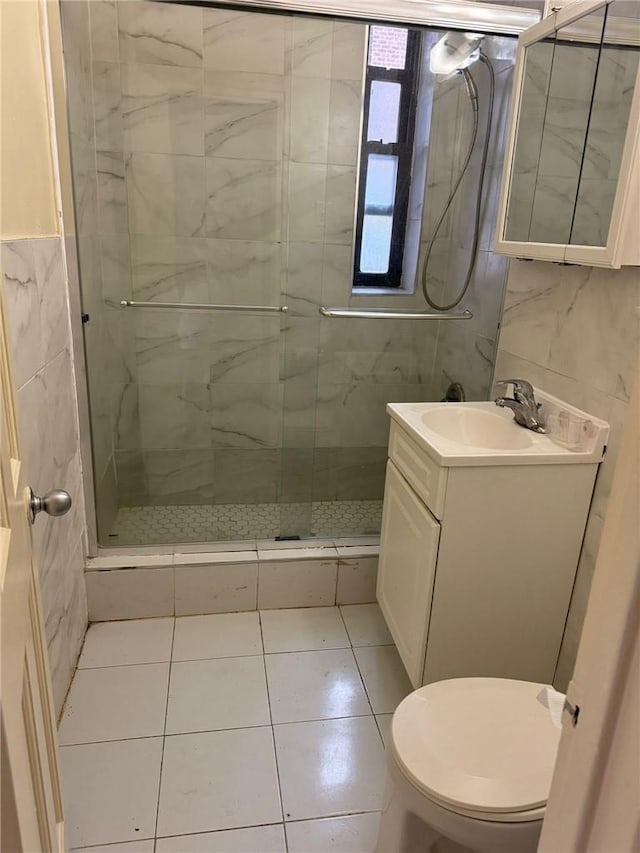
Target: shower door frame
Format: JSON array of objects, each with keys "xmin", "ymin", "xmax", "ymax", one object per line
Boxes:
[
  {"xmin": 71, "ymin": 0, "xmax": 541, "ymax": 556},
  {"xmin": 178, "ymin": 0, "xmax": 540, "ymax": 34}
]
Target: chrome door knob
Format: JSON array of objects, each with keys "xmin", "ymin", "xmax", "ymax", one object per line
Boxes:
[{"xmin": 28, "ymin": 488, "xmax": 72, "ymax": 524}]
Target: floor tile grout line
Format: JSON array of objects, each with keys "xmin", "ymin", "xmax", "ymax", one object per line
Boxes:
[
  {"xmin": 259, "ymin": 611, "xmax": 288, "ymax": 853},
  {"xmin": 76, "ymin": 660, "xmax": 174, "ymax": 671},
  {"xmin": 345, "ymin": 616, "xmax": 381, "ymax": 723},
  {"xmin": 153, "ymin": 617, "xmax": 177, "ymax": 849},
  {"xmin": 75, "ymin": 642, "xmax": 393, "ymax": 670},
  {"xmin": 70, "ymin": 810, "xmax": 384, "ymax": 850},
  {"xmin": 58, "ymin": 710, "xmax": 383, "ymax": 749},
  {"xmin": 63, "ymin": 608, "xmax": 392, "ymax": 845},
  {"xmin": 336, "ymin": 605, "xmax": 380, "ymax": 720},
  {"xmin": 69, "ymin": 836, "xmax": 155, "ymax": 850}
]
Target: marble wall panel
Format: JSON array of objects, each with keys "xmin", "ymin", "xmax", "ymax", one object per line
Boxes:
[
  {"xmin": 432, "ymin": 327, "xmax": 496, "ymax": 402},
  {"xmin": 114, "ymin": 450, "xmax": 147, "ymax": 506},
  {"xmin": 203, "ymin": 9, "xmax": 288, "ymax": 75},
  {"xmin": 210, "ymin": 383, "xmax": 284, "ymax": 449},
  {"xmin": 71, "ymin": 136, "xmax": 99, "ymax": 239},
  {"xmin": 286, "ymin": 163, "xmax": 327, "ymax": 244},
  {"xmin": 290, "ymin": 77, "xmax": 331, "ymax": 164},
  {"xmin": 138, "ymin": 382, "xmax": 211, "ymax": 449},
  {"xmin": 118, "ymin": 0, "xmax": 203, "ymax": 67},
  {"xmin": 204, "ymin": 69, "xmax": 288, "ymax": 160},
  {"xmin": 331, "ymin": 22, "xmax": 367, "ymax": 81},
  {"xmin": 92, "ymin": 61, "xmax": 123, "ymax": 151},
  {"xmin": 100, "ymin": 234, "xmax": 132, "ymax": 304},
  {"xmin": 61, "ymin": 0, "xmax": 94, "ymax": 146},
  {"xmin": 328, "ymin": 79, "xmax": 362, "ymax": 166},
  {"xmin": 2, "ymin": 240, "xmax": 45, "ymax": 388},
  {"xmin": 130, "ymin": 235, "xmax": 207, "ymax": 302},
  {"xmin": 315, "ymin": 382, "xmax": 430, "ymax": 448},
  {"xmin": 134, "ymin": 312, "xmax": 210, "ymax": 385},
  {"xmin": 207, "ymin": 239, "xmax": 282, "ymax": 306},
  {"xmin": 319, "ymin": 243, "xmax": 352, "ymax": 306},
  {"xmin": 280, "ymin": 449, "xmax": 314, "ymax": 502},
  {"xmin": 284, "ymin": 241, "xmax": 324, "ymax": 318},
  {"xmin": 121, "ymin": 64, "xmax": 204, "ymax": 156},
  {"xmin": 42, "ymin": 539, "xmax": 87, "ymax": 714},
  {"xmin": 213, "ymin": 450, "xmax": 281, "ymax": 504},
  {"xmin": 205, "ymin": 94, "xmax": 283, "ymax": 162},
  {"xmin": 210, "ymin": 315, "xmax": 281, "ymax": 385},
  {"xmin": 310, "ymin": 447, "xmax": 388, "ymax": 502},
  {"xmin": 96, "ymin": 152, "xmax": 129, "ymax": 234},
  {"xmin": 288, "ymin": 18, "xmax": 333, "ymax": 78},
  {"xmin": 89, "ymin": 0, "xmax": 119, "ymax": 63},
  {"xmin": 126, "ymin": 152, "xmax": 206, "ymax": 237},
  {"xmin": 205, "ymin": 158, "xmax": 282, "ymax": 241},
  {"xmin": 282, "ymin": 378, "xmax": 319, "ymax": 449},
  {"xmin": 325, "ymin": 166, "xmax": 357, "ymax": 245},
  {"xmin": 546, "ymin": 265, "xmax": 638, "ymax": 402},
  {"xmin": 280, "ymin": 319, "xmax": 321, "ymax": 441},
  {"xmin": 495, "ymin": 259, "xmax": 640, "ymax": 690},
  {"xmin": 2, "ymin": 236, "xmax": 88, "ymax": 717}
]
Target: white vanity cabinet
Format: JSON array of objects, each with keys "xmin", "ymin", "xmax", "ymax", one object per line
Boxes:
[{"xmin": 377, "ymin": 401, "xmax": 608, "ymax": 689}]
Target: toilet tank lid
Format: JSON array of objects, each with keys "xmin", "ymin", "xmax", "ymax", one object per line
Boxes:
[{"xmin": 391, "ymin": 678, "xmax": 563, "ymax": 815}]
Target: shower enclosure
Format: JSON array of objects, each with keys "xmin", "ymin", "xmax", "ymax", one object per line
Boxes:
[{"xmin": 60, "ymin": 0, "xmax": 524, "ymax": 547}]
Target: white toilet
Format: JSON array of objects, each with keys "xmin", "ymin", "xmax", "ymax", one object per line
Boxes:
[{"xmin": 376, "ymin": 678, "xmax": 563, "ymax": 853}]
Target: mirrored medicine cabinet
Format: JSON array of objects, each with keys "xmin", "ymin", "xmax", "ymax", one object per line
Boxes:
[{"xmin": 495, "ymin": 0, "xmax": 640, "ymax": 267}]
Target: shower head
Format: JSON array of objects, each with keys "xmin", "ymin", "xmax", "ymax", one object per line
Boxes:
[{"xmin": 430, "ymin": 31, "xmax": 484, "ymax": 76}]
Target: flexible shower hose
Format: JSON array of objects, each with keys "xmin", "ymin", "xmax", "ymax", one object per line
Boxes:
[{"xmin": 421, "ymin": 52, "xmax": 495, "ymax": 312}]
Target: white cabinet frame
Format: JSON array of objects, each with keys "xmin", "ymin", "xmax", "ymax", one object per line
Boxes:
[{"xmin": 495, "ymin": 0, "xmax": 640, "ymax": 268}]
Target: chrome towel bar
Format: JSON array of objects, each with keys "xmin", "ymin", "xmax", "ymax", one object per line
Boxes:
[
  {"xmin": 319, "ymin": 306, "xmax": 473, "ymax": 320},
  {"xmin": 120, "ymin": 300, "xmax": 288, "ymax": 314}
]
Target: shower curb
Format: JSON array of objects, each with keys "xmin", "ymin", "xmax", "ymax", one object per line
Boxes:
[{"xmin": 84, "ymin": 543, "xmax": 380, "ymax": 622}]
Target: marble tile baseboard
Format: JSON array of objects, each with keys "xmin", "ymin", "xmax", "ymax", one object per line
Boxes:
[{"xmin": 85, "ymin": 554, "xmax": 378, "ymax": 620}]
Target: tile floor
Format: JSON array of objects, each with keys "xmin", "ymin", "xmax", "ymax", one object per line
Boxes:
[
  {"xmin": 59, "ymin": 604, "xmax": 412, "ymax": 852},
  {"xmin": 109, "ymin": 501, "xmax": 384, "ymax": 545}
]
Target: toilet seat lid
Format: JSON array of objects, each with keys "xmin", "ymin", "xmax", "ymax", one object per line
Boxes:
[{"xmin": 391, "ymin": 678, "xmax": 562, "ymax": 816}]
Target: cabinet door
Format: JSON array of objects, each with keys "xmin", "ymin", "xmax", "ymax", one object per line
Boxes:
[
  {"xmin": 496, "ymin": 0, "xmax": 640, "ymax": 267},
  {"xmin": 377, "ymin": 460, "xmax": 440, "ymax": 688}
]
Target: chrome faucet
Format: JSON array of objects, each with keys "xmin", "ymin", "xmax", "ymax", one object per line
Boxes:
[{"xmin": 495, "ymin": 379, "xmax": 547, "ymax": 433}]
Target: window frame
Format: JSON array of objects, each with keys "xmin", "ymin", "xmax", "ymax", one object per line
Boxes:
[{"xmin": 353, "ymin": 28, "xmax": 421, "ymax": 289}]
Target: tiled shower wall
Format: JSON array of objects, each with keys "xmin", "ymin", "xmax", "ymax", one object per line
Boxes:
[
  {"xmin": 418, "ymin": 36, "xmax": 516, "ymax": 400},
  {"xmin": 66, "ymin": 0, "xmax": 516, "ymax": 536},
  {"xmin": 61, "ymin": 0, "xmax": 135, "ymax": 539}
]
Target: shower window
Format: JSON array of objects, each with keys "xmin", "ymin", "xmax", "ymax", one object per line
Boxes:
[{"xmin": 353, "ymin": 27, "xmax": 421, "ymax": 288}]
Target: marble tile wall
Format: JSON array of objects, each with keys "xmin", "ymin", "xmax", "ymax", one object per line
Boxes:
[
  {"xmin": 1, "ymin": 237, "xmax": 88, "ymax": 716},
  {"xmin": 77, "ymin": 3, "xmax": 517, "ymax": 535},
  {"xmin": 78, "ymin": 2, "xmax": 438, "ymax": 523},
  {"xmin": 421, "ymin": 37, "xmax": 517, "ymax": 401},
  {"xmin": 495, "ymin": 259, "xmax": 640, "ymax": 689},
  {"xmin": 61, "ymin": 0, "xmax": 135, "ymax": 542}
]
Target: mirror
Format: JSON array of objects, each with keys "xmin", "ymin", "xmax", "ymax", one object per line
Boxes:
[
  {"xmin": 571, "ymin": 0, "xmax": 640, "ymax": 245},
  {"xmin": 504, "ymin": 0, "xmax": 640, "ymax": 247}
]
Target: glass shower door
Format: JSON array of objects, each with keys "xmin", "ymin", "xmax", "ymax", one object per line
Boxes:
[{"xmin": 62, "ymin": 0, "xmax": 516, "ymax": 548}]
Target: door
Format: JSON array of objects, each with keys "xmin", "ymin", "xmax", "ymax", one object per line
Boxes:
[
  {"xmin": 377, "ymin": 460, "xmax": 440, "ymax": 687},
  {"xmin": 538, "ymin": 383, "xmax": 639, "ymax": 851},
  {"xmin": 0, "ymin": 289, "xmax": 65, "ymax": 848}
]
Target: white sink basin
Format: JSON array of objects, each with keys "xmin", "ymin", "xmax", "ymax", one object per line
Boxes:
[
  {"xmin": 387, "ymin": 393, "xmax": 609, "ymax": 467},
  {"xmin": 420, "ymin": 406, "xmax": 534, "ymax": 451}
]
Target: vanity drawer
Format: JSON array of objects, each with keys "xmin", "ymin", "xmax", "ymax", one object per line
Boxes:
[{"xmin": 389, "ymin": 422, "xmax": 448, "ymax": 519}]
